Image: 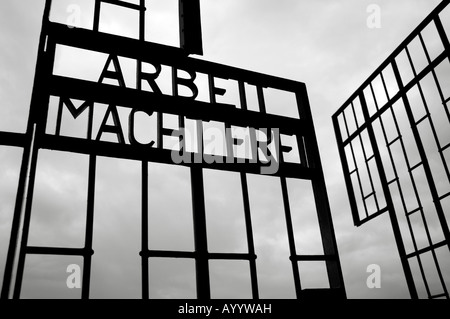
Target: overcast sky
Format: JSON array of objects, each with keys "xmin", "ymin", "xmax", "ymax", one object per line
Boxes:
[{"xmin": 0, "ymin": 0, "xmax": 447, "ymax": 299}]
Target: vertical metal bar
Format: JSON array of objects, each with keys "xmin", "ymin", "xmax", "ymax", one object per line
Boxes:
[
  {"xmin": 419, "ymin": 33, "xmax": 446, "ymax": 108},
  {"xmin": 12, "ymin": 129, "xmax": 40, "ymax": 299},
  {"xmin": 93, "ymin": 0, "xmax": 101, "ymax": 32},
  {"xmin": 139, "ymin": 0, "xmax": 146, "ymax": 42},
  {"xmin": 137, "ymin": 1, "xmax": 148, "ymax": 299},
  {"xmin": 157, "ymin": 112, "xmax": 163, "ymax": 149},
  {"xmin": 178, "ymin": 115, "xmax": 186, "ymax": 157},
  {"xmin": 209, "ymin": 75, "xmax": 233, "ymax": 161},
  {"xmin": 418, "ymin": 23, "xmax": 450, "ymax": 186},
  {"xmin": 240, "ymin": 173, "xmax": 259, "ymax": 299},
  {"xmin": 390, "ymin": 138, "xmax": 431, "ymax": 297},
  {"xmin": 195, "ymin": 120, "xmax": 204, "ymax": 164},
  {"xmin": 343, "ymin": 109, "xmax": 369, "ymax": 220},
  {"xmin": 0, "ymin": 134, "xmax": 32, "ymax": 299},
  {"xmin": 56, "ymin": 98, "xmax": 63, "ymax": 136},
  {"xmin": 141, "ymin": 161, "xmax": 149, "ymax": 299},
  {"xmin": 179, "ymin": 0, "xmax": 203, "ymax": 55},
  {"xmin": 332, "ymin": 114, "xmax": 360, "ymax": 226},
  {"xmin": 435, "ymin": 16, "xmax": 450, "ymax": 120},
  {"xmin": 352, "ymin": 101, "xmax": 380, "ymax": 214},
  {"xmin": 238, "ymin": 81, "xmax": 248, "ymax": 111},
  {"xmin": 2, "ymin": 0, "xmax": 53, "ymax": 299},
  {"xmin": 279, "ymin": 176, "xmax": 302, "ymax": 298},
  {"xmin": 87, "ymin": 104, "xmax": 94, "ymax": 141},
  {"xmin": 359, "ymin": 90, "xmax": 418, "ymax": 299},
  {"xmin": 392, "ymin": 60, "xmax": 450, "ymax": 251},
  {"xmin": 392, "ymin": 57, "xmax": 450, "ymax": 298},
  {"xmin": 370, "ymin": 69, "xmax": 430, "ymax": 298},
  {"xmin": 420, "ymin": 19, "xmax": 450, "ymax": 297},
  {"xmin": 190, "ymin": 166, "xmax": 210, "ymax": 300},
  {"xmin": 257, "ymin": 86, "xmax": 266, "ymax": 114},
  {"xmin": 82, "ymin": 154, "xmax": 96, "ymax": 299},
  {"xmin": 297, "ymin": 135, "xmax": 308, "ymax": 168},
  {"xmin": 296, "ymin": 84, "xmax": 346, "ymax": 295}
]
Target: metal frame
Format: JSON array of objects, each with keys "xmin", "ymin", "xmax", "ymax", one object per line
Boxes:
[
  {"xmin": 333, "ymin": 0, "xmax": 450, "ymax": 299},
  {"xmin": 1, "ymin": 0, "xmax": 346, "ymax": 299}
]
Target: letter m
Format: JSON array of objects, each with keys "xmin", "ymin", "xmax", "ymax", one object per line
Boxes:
[{"xmin": 56, "ymin": 97, "xmax": 93, "ymax": 139}]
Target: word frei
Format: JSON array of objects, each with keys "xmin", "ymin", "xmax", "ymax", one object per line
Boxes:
[{"xmin": 56, "ymin": 53, "xmax": 295, "ymax": 174}]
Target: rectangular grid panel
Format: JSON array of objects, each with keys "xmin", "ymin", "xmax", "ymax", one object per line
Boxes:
[
  {"xmin": 333, "ymin": 0, "xmax": 450, "ymax": 299},
  {"xmin": 1, "ymin": 0, "xmax": 346, "ymax": 299}
]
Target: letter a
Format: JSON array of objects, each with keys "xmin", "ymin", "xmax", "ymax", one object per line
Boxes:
[
  {"xmin": 99, "ymin": 54, "xmax": 126, "ymax": 87},
  {"xmin": 366, "ymin": 264, "xmax": 381, "ymax": 289},
  {"xmin": 66, "ymin": 264, "xmax": 81, "ymax": 289},
  {"xmin": 96, "ymin": 104, "xmax": 126, "ymax": 144},
  {"xmin": 367, "ymin": 4, "xmax": 381, "ymax": 29}
]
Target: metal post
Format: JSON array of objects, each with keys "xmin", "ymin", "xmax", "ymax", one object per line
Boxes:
[{"xmin": 190, "ymin": 166, "xmax": 210, "ymax": 299}]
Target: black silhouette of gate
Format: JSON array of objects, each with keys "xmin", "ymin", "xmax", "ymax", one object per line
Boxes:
[
  {"xmin": 1, "ymin": 0, "xmax": 345, "ymax": 299},
  {"xmin": 333, "ymin": 0, "xmax": 450, "ymax": 299}
]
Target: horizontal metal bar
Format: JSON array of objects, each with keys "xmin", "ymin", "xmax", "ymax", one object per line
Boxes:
[
  {"xmin": 409, "ymin": 162, "xmax": 423, "ymax": 172},
  {"xmin": 430, "ymin": 293, "xmax": 448, "ymax": 299},
  {"xmin": 49, "ymin": 76, "xmax": 305, "ymax": 136},
  {"xmin": 290, "ymin": 255, "xmax": 336, "ymax": 262},
  {"xmin": 356, "ymin": 206, "xmax": 389, "ymax": 227},
  {"xmin": 405, "ymin": 240, "xmax": 448, "ymax": 259},
  {"xmin": 26, "ymin": 246, "xmax": 92, "ymax": 256},
  {"xmin": 415, "ymin": 113, "xmax": 430, "ymax": 126},
  {"xmin": 363, "ymin": 191, "xmax": 376, "ymax": 200},
  {"xmin": 439, "ymin": 191, "xmax": 450, "ymax": 201},
  {"xmin": 336, "ymin": 49, "xmax": 448, "ymax": 140},
  {"xmin": 387, "ymin": 177, "xmax": 399, "ymax": 185},
  {"xmin": 100, "ymin": 0, "xmax": 145, "ymax": 11},
  {"xmin": 341, "ymin": 122, "xmax": 370, "ymax": 147},
  {"xmin": 208, "ymin": 253, "xmax": 257, "ymax": 261},
  {"xmin": 0, "ymin": 131, "xmax": 28, "ymax": 148},
  {"xmin": 366, "ymin": 154, "xmax": 375, "ymax": 162},
  {"xmin": 333, "ymin": 0, "xmax": 450, "ymax": 116},
  {"xmin": 47, "ymin": 22, "xmax": 303, "ymax": 91},
  {"xmin": 406, "ymin": 207, "xmax": 422, "ymax": 217},
  {"xmin": 387, "ymin": 135, "xmax": 402, "ymax": 147},
  {"xmin": 142, "ymin": 250, "xmax": 196, "ymax": 259},
  {"xmin": 38, "ymin": 134, "xmax": 313, "ymax": 179},
  {"xmin": 141, "ymin": 250, "xmax": 256, "ymax": 261},
  {"xmin": 440, "ymin": 142, "xmax": 450, "ymax": 152}
]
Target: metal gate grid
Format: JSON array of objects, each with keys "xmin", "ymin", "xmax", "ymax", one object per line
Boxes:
[
  {"xmin": 1, "ymin": 0, "xmax": 346, "ymax": 299},
  {"xmin": 333, "ymin": 0, "xmax": 450, "ymax": 299}
]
